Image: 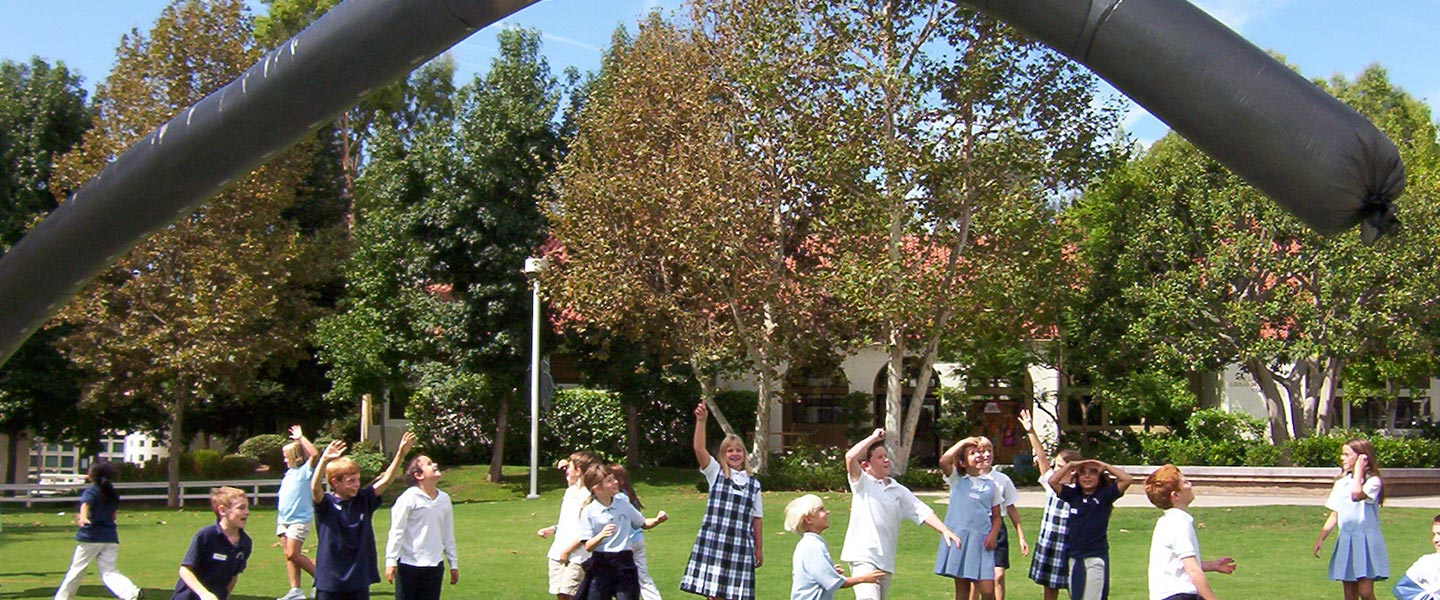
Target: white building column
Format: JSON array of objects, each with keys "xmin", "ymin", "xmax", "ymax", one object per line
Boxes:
[{"xmin": 1028, "ymin": 365, "xmax": 1062, "ymax": 448}]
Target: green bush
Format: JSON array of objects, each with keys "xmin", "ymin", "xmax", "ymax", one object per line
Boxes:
[
  {"xmin": 1081, "ymin": 429, "xmax": 1143, "ymax": 464},
  {"xmin": 541, "ymin": 388, "xmax": 626, "ymax": 465},
  {"xmin": 1372, "ymin": 436, "xmax": 1440, "ymax": 468},
  {"xmin": 404, "ymin": 369, "xmax": 499, "ymax": 466},
  {"xmin": 1185, "ymin": 408, "xmax": 1265, "ymax": 441},
  {"xmin": 218, "ymin": 454, "xmax": 260, "ymax": 478},
  {"xmin": 708, "ymin": 390, "xmax": 759, "ymax": 445},
  {"xmin": 237, "ymin": 434, "xmax": 287, "ymax": 471},
  {"xmin": 347, "ymin": 440, "xmax": 388, "ymax": 481},
  {"xmin": 762, "ymin": 443, "xmax": 847, "ymax": 491},
  {"xmin": 1243, "ymin": 443, "xmax": 1284, "ymax": 467},
  {"xmin": 1286, "ymin": 435, "xmax": 1346, "ymax": 467},
  {"xmin": 898, "ymin": 466, "xmax": 945, "ymax": 491},
  {"xmin": 185, "ymin": 449, "xmax": 225, "ymax": 478}
]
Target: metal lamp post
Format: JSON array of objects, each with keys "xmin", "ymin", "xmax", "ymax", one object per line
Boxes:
[{"xmin": 522, "ymin": 256, "xmax": 547, "ymax": 499}]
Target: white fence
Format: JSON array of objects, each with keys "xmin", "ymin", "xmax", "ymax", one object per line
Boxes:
[{"xmin": 0, "ymin": 479, "xmax": 283, "ymax": 508}]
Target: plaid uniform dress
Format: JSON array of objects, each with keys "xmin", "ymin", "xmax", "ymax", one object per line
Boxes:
[
  {"xmin": 680, "ymin": 469, "xmax": 758, "ymax": 600},
  {"xmin": 1028, "ymin": 490, "xmax": 1070, "ymax": 589}
]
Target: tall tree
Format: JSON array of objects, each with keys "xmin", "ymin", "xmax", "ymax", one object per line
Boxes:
[{"xmin": 51, "ymin": 0, "xmax": 333, "ymax": 505}]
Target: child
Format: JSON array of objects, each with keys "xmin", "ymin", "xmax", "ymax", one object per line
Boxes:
[
  {"xmin": 610, "ymin": 464, "xmax": 668, "ymax": 600},
  {"xmin": 680, "ymin": 402, "xmax": 763, "ymax": 600},
  {"xmin": 1144, "ymin": 464, "xmax": 1236, "ymax": 600},
  {"xmin": 973, "ymin": 437, "xmax": 1028, "ymax": 600},
  {"xmin": 1313, "ymin": 438, "xmax": 1389, "ymax": 600},
  {"xmin": 54, "ymin": 460, "xmax": 143, "ymax": 600},
  {"xmin": 784, "ymin": 494, "xmax": 886, "ymax": 600},
  {"xmin": 310, "ymin": 432, "xmax": 415, "ymax": 600},
  {"xmin": 173, "ymin": 486, "xmax": 254, "ymax": 600},
  {"xmin": 538, "ymin": 451, "xmax": 602, "ymax": 600},
  {"xmin": 574, "ymin": 463, "xmax": 655, "ymax": 599},
  {"xmin": 1392, "ymin": 514, "xmax": 1440, "ymax": 600},
  {"xmin": 276, "ymin": 425, "xmax": 319, "ymax": 600},
  {"xmin": 384, "ymin": 454, "xmax": 458, "ymax": 600},
  {"xmin": 935, "ymin": 437, "xmax": 1002, "ymax": 600},
  {"xmin": 1019, "ymin": 409, "xmax": 1078, "ymax": 600},
  {"xmin": 1047, "ymin": 457, "xmax": 1133, "ymax": 600},
  {"xmin": 840, "ymin": 428, "xmax": 961, "ymax": 600}
]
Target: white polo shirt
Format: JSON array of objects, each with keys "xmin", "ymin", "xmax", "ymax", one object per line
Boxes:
[
  {"xmin": 384, "ymin": 486, "xmax": 457, "ymax": 569},
  {"xmin": 1148, "ymin": 508, "xmax": 1200, "ymax": 600},
  {"xmin": 547, "ymin": 484, "xmax": 592, "ymax": 562},
  {"xmin": 839, "ymin": 471, "xmax": 934, "ymax": 572}
]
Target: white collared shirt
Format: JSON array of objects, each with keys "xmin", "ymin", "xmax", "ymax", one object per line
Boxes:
[
  {"xmin": 547, "ymin": 484, "xmax": 592, "ymax": 562},
  {"xmin": 701, "ymin": 455, "xmax": 764, "ymax": 518},
  {"xmin": 1148, "ymin": 508, "xmax": 1200, "ymax": 600},
  {"xmin": 840, "ymin": 471, "xmax": 934, "ymax": 572},
  {"xmin": 384, "ymin": 486, "xmax": 457, "ymax": 569}
]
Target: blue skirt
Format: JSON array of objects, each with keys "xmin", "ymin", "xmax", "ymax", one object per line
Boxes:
[
  {"xmin": 1328, "ymin": 528, "xmax": 1390, "ymax": 581},
  {"xmin": 934, "ymin": 529, "xmax": 995, "ymax": 580}
]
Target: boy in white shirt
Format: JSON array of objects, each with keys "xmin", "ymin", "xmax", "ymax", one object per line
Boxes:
[
  {"xmin": 1144, "ymin": 464, "xmax": 1236, "ymax": 600},
  {"xmin": 1392, "ymin": 514, "xmax": 1440, "ymax": 600},
  {"xmin": 840, "ymin": 428, "xmax": 961, "ymax": 600},
  {"xmin": 537, "ymin": 451, "xmax": 600, "ymax": 600},
  {"xmin": 385, "ymin": 454, "xmax": 458, "ymax": 600}
]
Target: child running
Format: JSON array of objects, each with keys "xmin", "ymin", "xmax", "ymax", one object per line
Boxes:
[
  {"xmin": 841, "ymin": 428, "xmax": 961, "ymax": 600},
  {"xmin": 311, "ymin": 432, "xmax": 415, "ymax": 600},
  {"xmin": 1391, "ymin": 514, "xmax": 1440, "ymax": 600},
  {"xmin": 785, "ymin": 494, "xmax": 886, "ymax": 600},
  {"xmin": 384, "ymin": 453, "xmax": 458, "ymax": 600},
  {"xmin": 1144, "ymin": 464, "xmax": 1236, "ymax": 600},
  {"xmin": 1313, "ymin": 438, "xmax": 1389, "ymax": 600},
  {"xmin": 1047, "ymin": 457, "xmax": 1132, "ymax": 600},
  {"xmin": 935, "ymin": 437, "xmax": 1002, "ymax": 600},
  {"xmin": 276, "ymin": 425, "xmax": 319, "ymax": 600},
  {"xmin": 539, "ymin": 451, "xmax": 602, "ymax": 600},
  {"xmin": 1020, "ymin": 409, "xmax": 1078, "ymax": 600},
  {"xmin": 680, "ymin": 402, "xmax": 763, "ymax": 600},
  {"xmin": 610, "ymin": 464, "xmax": 668, "ymax": 600},
  {"xmin": 173, "ymin": 486, "xmax": 253, "ymax": 600},
  {"xmin": 973, "ymin": 436, "xmax": 1028, "ymax": 600},
  {"xmin": 54, "ymin": 460, "xmax": 143, "ymax": 600}
]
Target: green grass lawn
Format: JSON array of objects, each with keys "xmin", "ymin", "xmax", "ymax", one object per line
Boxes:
[{"xmin": 3, "ymin": 465, "xmax": 1434, "ymax": 599}]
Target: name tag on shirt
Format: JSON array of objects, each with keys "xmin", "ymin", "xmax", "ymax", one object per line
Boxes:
[{"xmin": 212, "ymin": 553, "xmax": 228, "ymax": 561}]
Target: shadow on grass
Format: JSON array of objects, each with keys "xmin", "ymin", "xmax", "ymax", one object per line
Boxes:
[{"xmin": 0, "ymin": 586, "xmax": 286, "ymax": 600}]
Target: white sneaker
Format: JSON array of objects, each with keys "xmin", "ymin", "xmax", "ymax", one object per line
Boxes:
[{"xmin": 276, "ymin": 588, "xmax": 305, "ymax": 600}]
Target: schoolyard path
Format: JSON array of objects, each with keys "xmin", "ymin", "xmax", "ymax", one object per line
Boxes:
[{"xmin": 917, "ymin": 488, "xmax": 1440, "ymax": 509}]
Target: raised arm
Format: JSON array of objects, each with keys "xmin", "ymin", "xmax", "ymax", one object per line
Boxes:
[
  {"xmin": 1018, "ymin": 409, "xmax": 1051, "ymax": 474},
  {"xmin": 938, "ymin": 438, "xmax": 966, "ymax": 477},
  {"xmin": 1046, "ymin": 460, "xmax": 1079, "ymax": 495},
  {"xmin": 1350, "ymin": 454, "xmax": 1373, "ymax": 501},
  {"xmin": 312, "ymin": 440, "xmax": 346, "ymax": 504},
  {"xmin": 372, "ymin": 431, "xmax": 416, "ymax": 495},
  {"xmin": 846, "ymin": 428, "xmax": 884, "ymax": 482},
  {"xmin": 693, "ymin": 402, "xmax": 711, "ymax": 470},
  {"xmin": 291, "ymin": 424, "xmax": 319, "ymax": 467},
  {"xmin": 1099, "ymin": 460, "xmax": 1134, "ymax": 493}
]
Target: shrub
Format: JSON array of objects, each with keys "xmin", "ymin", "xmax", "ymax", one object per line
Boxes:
[
  {"xmin": 1185, "ymin": 408, "xmax": 1265, "ymax": 441},
  {"xmin": 1286, "ymin": 435, "xmax": 1346, "ymax": 467},
  {"xmin": 898, "ymin": 466, "xmax": 945, "ymax": 491},
  {"xmin": 541, "ymin": 388, "xmax": 626, "ymax": 465},
  {"xmin": 1370, "ymin": 436, "xmax": 1440, "ymax": 468},
  {"xmin": 347, "ymin": 440, "xmax": 388, "ymax": 482},
  {"xmin": 237, "ymin": 434, "xmax": 287, "ymax": 471},
  {"xmin": 1243, "ymin": 443, "xmax": 1284, "ymax": 467},
  {"xmin": 762, "ymin": 443, "xmax": 847, "ymax": 491},
  {"xmin": 1081, "ymin": 429, "xmax": 1143, "ymax": 464},
  {"xmin": 709, "ymin": 390, "xmax": 759, "ymax": 445},
  {"xmin": 218, "ymin": 454, "xmax": 260, "ymax": 478},
  {"xmin": 185, "ymin": 449, "xmax": 226, "ymax": 478}
]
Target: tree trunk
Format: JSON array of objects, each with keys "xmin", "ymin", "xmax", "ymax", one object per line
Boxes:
[
  {"xmin": 1245, "ymin": 357, "xmax": 1292, "ymax": 443},
  {"xmin": 884, "ymin": 329, "xmax": 907, "ymax": 475},
  {"xmin": 1315, "ymin": 357, "xmax": 1342, "ymax": 435},
  {"xmin": 625, "ymin": 402, "xmax": 640, "ymax": 468},
  {"xmin": 4, "ymin": 429, "xmax": 18, "ymax": 485},
  {"xmin": 488, "ymin": 393, "xmax": 508, "ymax": 483},
  {"xmin": 167, "ymin": 395, "xmax": 186, "ymax": 508}
]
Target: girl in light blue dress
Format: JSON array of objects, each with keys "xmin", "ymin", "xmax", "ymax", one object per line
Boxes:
[
  {"xmin": 1313, "ymin": 438, "xmax": 1389, "ymax": 600},
  {"xmin": 935, "ymin": 436, "xmax": 1002, "ymax": 600}
]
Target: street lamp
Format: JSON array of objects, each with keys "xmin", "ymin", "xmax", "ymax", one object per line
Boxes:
[{"xmin": 522, "ymin": 256, "xmax": 548, "ymax": 499}]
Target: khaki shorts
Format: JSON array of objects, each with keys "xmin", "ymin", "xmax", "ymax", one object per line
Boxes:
[
  {"xmin": 275, "ymin": 521, "xmax": 310, "ymax": 542},
  {"xmin": 548, "ymin": 557, "xmax": 584, "ymax": 595},
  {"xmin": 850, "ymin": 561, "xmax": 893, "ymax": 600}
]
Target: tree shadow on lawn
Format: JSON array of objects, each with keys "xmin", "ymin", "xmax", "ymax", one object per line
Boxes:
[{"xmin": 0, "ymin": 587, "xmax": 275, "ymax": 600}]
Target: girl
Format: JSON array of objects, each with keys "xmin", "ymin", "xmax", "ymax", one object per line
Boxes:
[
  {"xmin": 972, "ymin": 437, "xmax": 1028, "ymax": 600},
  {"xmin": 680, "ymin": 402, "xmax": 762, "ymax": 600},
  {"xmin": 611, "ymin": 464, "xmax": 668, "ymax": 600},
  {"xmin": 575, "ymin": 463, "xmax": 651, "ymax": 600},
  {"xmin": 785, "ymin": 494, "xmax": 886, "ymax": 600},
  {"xmin": 1313, "ymin": 438, "xmax": 1389, "ymax": 600},
  {"xmin": 1019, "ymin": 409, "xmax": 1078, "ymax": 600},
  {"xmin": 935, "ymin": 436, "xmax": 1002, "ymax": 600},
  {"xmin": 539, "ymin": 451, "xmax": 602, "ymax": 600},
  {"xmin": 1046, "ymin": 458, "xmax": 1133, "ymax": 600},
  {"xmin": 54, "ymin": 460, "xmax": 143, "ymax": 600}
]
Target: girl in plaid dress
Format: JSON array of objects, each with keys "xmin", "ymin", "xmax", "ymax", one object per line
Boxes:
[
  {"xmin": 1019, "ymin": 410, "xmax": 1079, "ymax": 600},
  {"xmin": 681, "ymin": 402, "xmax": 763, "ymax": 600}
]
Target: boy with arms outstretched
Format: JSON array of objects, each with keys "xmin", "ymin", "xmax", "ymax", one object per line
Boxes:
[{"xmin": 311, "ymin": 432, "xmax": 416, "ymax": 600}]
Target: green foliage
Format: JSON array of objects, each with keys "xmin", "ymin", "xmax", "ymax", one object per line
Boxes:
[
  {"xmin": 1080, "ymin": 429, "xmax": 1144, "ymax": 465},
  {"xmin": 1285, "ymin": 432, "xmax": 1440, "ymax": 469},
  {"xmin": 932, "ymin": 387, "xmax": 976, "ymax": 440},
  {"xmin": 1094, "ymin": 372, "xmax": 1195, "ymax": 431},
  {"xmin": 541, "ymin": 388, "xmax": 626, "ymax": 465},
  {"xmin": 1285, "ymin": 435, "xmax": 1345, "ymax": 468},
  {"xmin": 896, "ymin": 466, "xmax": 946, "ymax": 491},
  {"xmin": 237, "ymin": 434, "xmax": 288, "ymax": 471},
  {"xmin": 404, "ymin": 367, "xmax": 503, "ymax": 466},
  {"xmin": 1140, "ymin": 435, "xmax": 1251, "ymax": 467},
  {"xmin": 762, "ymin": 442, "xmax": 847, "ymax": 492},
  {"xmin": 348, "ymin": 441, "xmax": 388, "ymax": 482},
  {"xmin": 1184, "ymin": 408, "xmax": 1265, "ymax": 441},
  {"xmin": 709, "ymin": 390, "xmax": 759, "ymax": 444}
]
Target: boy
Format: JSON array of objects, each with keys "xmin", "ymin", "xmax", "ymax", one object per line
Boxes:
[
  {"xmin": 1144, "ymin": 464, "xmax": 1236, "ymax": 600},
  {"xmin": 276, "ymin": 425, "xmax": 319, "ymax": 600},
  {"xmin": 786, "ymin": 494, "xmax": 886, "ymax": 600},
  {"xmin": 173, "ymin": 486, "xmax": 253, "ymax": 600},
  {"xmin": 840, "ymin": 428, "xmax": 961, "ymax": 600},
  {"xmin": 536, "ymin": 451, "xmax": 600, "ymax": 600},
  {"xmin": 384, "ymin": 454, "xmax": 458, "ymax": 600},
  {"xmin": 1392, "ymin": 515, "xmax": 1440, "ymax": 600},
  {"xmin": 311, "ymin": 432, "xmax": 416, "ymax": 600}
]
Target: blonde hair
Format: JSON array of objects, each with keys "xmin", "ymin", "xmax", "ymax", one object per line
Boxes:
[
  {"xmin": 326, "ymin": 456, "xmax": 359, "ymax": 482},
  {"xmin": 717, "ymin": 434, "xmax": 749, "ymax": 478},
  {"xmin": 975, "ymin": 436, "xmax": 994, "ymax": 450},
  {"xmin": 784, "ymin": 494, "xmax": 825, "ymax": 533},
  {"xmin": 210, "ymin": 486, "xmax": 247, "ymax": 513},
  {"xmin": 283, "ymin": 441, "xmax": 307, "ymax": 467}
]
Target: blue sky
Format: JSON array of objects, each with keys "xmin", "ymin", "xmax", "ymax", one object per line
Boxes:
[{"xmin": 1, "ymin": 0, "xmax": 1435, "ymax": 144}]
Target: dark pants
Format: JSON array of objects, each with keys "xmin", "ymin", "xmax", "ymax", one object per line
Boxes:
[
  {"xmin": 994, "ymin": 521, "xmax": 1011, "ymax": 569},
  {"xmin": 395, "ymin": 563, "xmax": 445, "ymax": 600},
  {"xmin": 1161, "ymin": 594, "xmax": 1201, "ymax": 600},
  {"xmin": 575, "ymin": 551, "xmax": 639, "ymax": 600},
  {"xmin": 316, "ymin": 589, "xmax": 370, "ymax": 600}
]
